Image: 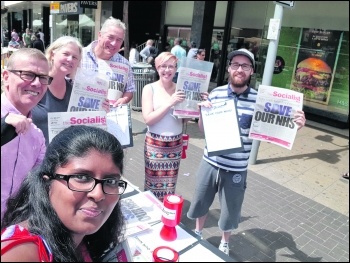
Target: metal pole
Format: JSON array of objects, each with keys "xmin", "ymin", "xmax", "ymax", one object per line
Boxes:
[{"xmin": 249, "ymin": 4, "xmax": 284, "ymax": 165}]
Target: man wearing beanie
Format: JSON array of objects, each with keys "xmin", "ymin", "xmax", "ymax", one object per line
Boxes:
[{"xmin": 187, "ymin": 49, "xmax": 306, "ymax": 256}]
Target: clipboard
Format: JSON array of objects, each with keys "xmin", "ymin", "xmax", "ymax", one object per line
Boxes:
[
  {"xmin": 201, "ymin": 99, "xmax": 244, "ymax": 157},
  {"xmin": 106, "ymin": 104, "xmax": 133, "ymax": 148}
]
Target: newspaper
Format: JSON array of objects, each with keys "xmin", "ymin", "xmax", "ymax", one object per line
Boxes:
[
  {"xmin": 48, "ymin": 111, "xmax": 107, "ymax": 143},
  {"xmin": 248, "ymin": 85, "xmax": 303, "ymax": 150},
  {"xmin": 107, "ymin": 104, "xmax": 133, "ymax": 148},
  {"xmin": 173, "ymin": 58, "xmax": 213, "ymax": 118},
  {"xmin": 98, "ymin": 59, "xmax": 129, "ymax": 105},
  {"xmin": 67, "ymin": 68, "xmax": 108, "ymax": 112},
  {"xmin": 121, "ymin": 191, "xmax": 163, "ymax": 238}
]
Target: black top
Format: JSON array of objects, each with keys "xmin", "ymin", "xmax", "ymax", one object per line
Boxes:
[{"xmin": 32, "ymin": 39, "xmax": 45, "ymax": 53}]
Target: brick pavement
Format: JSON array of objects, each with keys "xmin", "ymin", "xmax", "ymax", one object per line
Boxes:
[{"xmin": 124, "ymin": 112, "xmax": 349, "ymax": 262}]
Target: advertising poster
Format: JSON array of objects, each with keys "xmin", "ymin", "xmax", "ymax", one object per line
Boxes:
[{"xmin": 290, "ymin": 28, "xmax": 342, "ymax": 104}]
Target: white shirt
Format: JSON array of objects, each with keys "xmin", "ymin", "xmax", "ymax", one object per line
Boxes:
[{"xmin": 129, "ymin": 48, "xmax": 140, "ymax": 65}]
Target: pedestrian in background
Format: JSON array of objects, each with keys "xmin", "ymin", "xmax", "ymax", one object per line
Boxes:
[
  {"xmin": 187, "ymin": 48, "xmax": 306, "ymax": 255},
  {"xmin": 1, "ymin": 125, "xmax": 127, "ymax": 261},
  {"xmin": 10, "ymin": 29, "xmax": 19, "ymax": 42},
  {"xmin": 128, "ymin": 41, "xmax": 140, "ymax": 66},
  {"xmin": 170, "ymin": 37, "xmax": 186, "ymax": 83},
  {"xmin": 194, "ymin": 48, "xmax": 206, "ymax": 60},
  {"xmin": 22, "ymin": 28, "xmax": 32, "ymax": 48},
  {"xmin": 37, "ymin": 28, "xmax": 45, "ymax": 49},
  {"xmin": 1, "ymin": 48, "xmax": 50, "ymax": 218},
  {"xmin": 140, "ymin": 39, "xmax": 154, "ymax": 62},
  {"xmin": 32, "ymin": 33, "xmax": 45, "ymax": 53},
  {"xmin": 80, "ymin": 16, "xmax": 135, "ymax": 107},
  {"xmin": 187, "ymin": 41, "xmax": 197, "ymax": 59}
]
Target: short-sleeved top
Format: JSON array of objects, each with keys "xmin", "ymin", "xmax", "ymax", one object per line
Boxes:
[
  {"xmin": 1, "ymin": 224, "xmax": 53, "ymax": 262},
  {"xmin": 1, "ymin": 94, "xmax": 46, "ymax": 217},
  {"xmin": 80, "ymin": 41, "xmax": 136, "ymax": 94},
  {"xmin": 147, "ymin": 85, "xmax": 182, "ymax": 136},
  {"xmin": 32, "ymin": 79, "xmax": 72, "ymax": 146},
  {"xmin": 203, "ymin": 84, "xmax": 257, "ymax": 172},
  {"xmin": 171, "ymin": 45, "xmax": 186, "ymax": 72}
]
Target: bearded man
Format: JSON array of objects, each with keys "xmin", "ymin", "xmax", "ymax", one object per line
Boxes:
[{"xmin": 187, "ymin": 49, "xmax": 306, "ymax": 256}]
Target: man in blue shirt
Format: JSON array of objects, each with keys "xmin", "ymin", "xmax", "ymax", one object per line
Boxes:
[{"xmin": 170, "ymin": 37, "xmax": 186, "ymax": 83}]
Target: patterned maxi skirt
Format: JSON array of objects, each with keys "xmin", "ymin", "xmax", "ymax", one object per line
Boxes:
[{"xmin": 144, "ymin": 131, "xmax": 183, "ymax": 202}]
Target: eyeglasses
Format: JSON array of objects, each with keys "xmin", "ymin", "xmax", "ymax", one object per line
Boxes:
[
  {"xmin": 229, "ymin": 63, "xmax": 252, "ymax": 71},
  {"xmin": 8, "ymin": 70, "xmax": 53, "ymax": 85},
  {"xmin": 51, "ymin": 174, "xmax": 128, "ymax": 195},
  {"xmin": 159, "ymin": 64, "xmax": 176, "ymax": 71}
]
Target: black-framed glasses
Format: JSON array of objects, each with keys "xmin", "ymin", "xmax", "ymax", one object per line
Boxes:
[
  {"xmin": 51, "ymin": 174, "xmax": 127, "ymax": 195},
  {"xmin": 229, "ymin": 63, "xmax": 252, "ymax": 71},
  {"xmin": 8, "ymin": 70, "xmax": 53, "ymax": 85}
]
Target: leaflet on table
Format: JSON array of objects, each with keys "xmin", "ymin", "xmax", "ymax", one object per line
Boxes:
[
  {"xmin": 107, "ymin": 104, "xmax": 133, "ymax": 148},
  {"xmin": 173, "ymin": 58, "xmax": 213, "ymax": 118},
  {"xmin": 98, "ymin": 59, "xmax": 129, "ymax": 105},
  {"xmin": 248, "ymin": 85, "xmax": 303, "ymax": 150},
  {"xmin": 67, "ymin": 68, "xmax": 108, "ymax": 112},
  {"xmin": 201, "ymin": 99, "xmax": 243, "ymax": 156},
  {"xmin": 121, "ymin": 191, "xmax": 163, "ymax": 237},
  {"xmin": 47, "ymin": 111, "xmax": 107, "ymax": 143}
]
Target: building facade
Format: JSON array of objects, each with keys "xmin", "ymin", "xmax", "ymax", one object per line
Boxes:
[{"xmin": 2, "ymin": 1, "xmax": 349, "ymax": 127}]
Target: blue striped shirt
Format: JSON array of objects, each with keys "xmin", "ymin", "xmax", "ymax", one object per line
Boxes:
[
  {"xmin": 203, "ymin": 84, "xmax": 258, "ymax": 171},
  {"xmin": 80, "ymin": 41, "xmax": 136, "ymax": 93}
]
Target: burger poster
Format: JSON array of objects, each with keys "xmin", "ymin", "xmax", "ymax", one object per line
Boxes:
[{"xmin": 291, "ymin": 28, "xmax": 342, "ymax": 104}]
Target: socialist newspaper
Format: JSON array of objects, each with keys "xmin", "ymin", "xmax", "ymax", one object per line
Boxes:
[
  {"xmin": 173, "ymin": 58, "xmax": 213, "ymax": 118},
  {"xmin": 248, "ymin": 85, "xmax": 303, "ymax": 150}
]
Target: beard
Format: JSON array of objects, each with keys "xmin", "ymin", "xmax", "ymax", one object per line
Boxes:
[{"xmin": 229, "ymin": 73, "xmax": 250, "ymax": 88}]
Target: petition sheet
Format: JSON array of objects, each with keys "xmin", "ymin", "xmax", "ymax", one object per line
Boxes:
[
  {"xmin": 249, "ymin": 85, "xmax": 303, "ymax": 150},
  {"xmin": 201, "ymin": 99, "xmax": 243, "ymax": 156},
  {"xmin": 106, "ymin": 104, "xmax": 133, "ymax": 148}
]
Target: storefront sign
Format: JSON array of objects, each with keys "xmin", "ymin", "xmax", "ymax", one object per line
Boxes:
[
  {"xmin": 80, "ymin": 1, "xmax": 98, "ymax": 9},
  {"xmin": 58, "ymin": 1, "xmax": 82, "ymax": 15},
  {"xmin": 50, "ymin": 2, "xmax": 60, "ymax": 14}
]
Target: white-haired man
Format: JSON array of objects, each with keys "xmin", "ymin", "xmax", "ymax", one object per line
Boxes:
[{"xmin": 80, "ymin": 16, "xmax": 135, "ymax": 107}]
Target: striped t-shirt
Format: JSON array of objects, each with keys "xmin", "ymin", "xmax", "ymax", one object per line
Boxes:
[{"xmin": 203, "ymin": 84, "xmax": 258, "ymax": 172}]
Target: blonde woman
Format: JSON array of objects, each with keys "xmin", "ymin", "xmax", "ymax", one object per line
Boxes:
[
  {"xmin": 142, "ymin": 52, "xmax": 191, "ymax": 201},
  {"xmin": 32, "ymin": 36, "xmax": 109, "ymax": 145}
]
